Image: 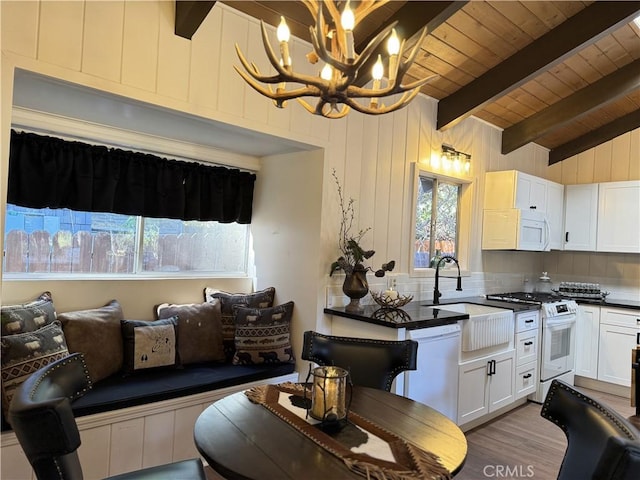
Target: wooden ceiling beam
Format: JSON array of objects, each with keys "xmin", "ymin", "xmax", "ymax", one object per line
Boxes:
[
  {"xmin": 549, "ymin": 110, "xmax": 640, "ymax": 165},
  {"xmin": 502, "ymin": 59, "xmax": 640, "ymax": 154},
  {"xmin": 175, "ymin": 0, "xmax": 216, "ymax": 40},
  {"xmin": 436, "ymin": 1, "xmax": 640, "ymax": 131},
  {"xmin": 354, "ymin": 1, "xmax": 467, "ymax": 87}
]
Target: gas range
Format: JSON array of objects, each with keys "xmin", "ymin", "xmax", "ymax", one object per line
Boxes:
[
  {"xmin": 486, "ymin": 292, "xmax": 577, "ymax": 318},
  {"xmin": 486, "ymin": 291, "xmax": 559, "ymax": 305}
]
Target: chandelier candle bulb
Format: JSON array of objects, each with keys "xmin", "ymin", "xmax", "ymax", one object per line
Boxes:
[
  {"xmin": 321, "ymin": 63, "xmax": 333, "ymax": 81},
  {"xmin": 341, "ymin": 1, "xmax": 356, "ymax": 61},
  {"xmin": 276, "ymin": 17, "xmax": 291, "ymax": 68},
  {"xmin": 387, "ymin": 28, "xmax": 400, "ymax": 83},
  {"xmin": 234, "ymin": 0, "xmax": 434, "ymax": 118},
  {"xmin": 371, "ymin": 55, "xmax": 384, "ymax": 108}
]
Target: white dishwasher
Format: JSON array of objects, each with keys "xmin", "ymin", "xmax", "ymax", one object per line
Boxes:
[{"xmin": 404, "ymin": 323, "xmax": 461, "ymax": 422}]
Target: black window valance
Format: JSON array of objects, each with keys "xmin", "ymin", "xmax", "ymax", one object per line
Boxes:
[{"xmin": 8, "ymin": 130, "xmax": 256, "ymax": 223}]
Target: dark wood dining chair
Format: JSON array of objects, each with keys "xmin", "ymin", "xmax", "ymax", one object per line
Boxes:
[
  {"xmin": 8, "ymin": 353, "xmax": 206, "ymax": 480},
  {"xmin": 541, "ymin": 379, "xmax": 640, "ymax": 480},
  {"xmin": 301, "ymin": 330, "xmax": 418, "ymax": 392}
]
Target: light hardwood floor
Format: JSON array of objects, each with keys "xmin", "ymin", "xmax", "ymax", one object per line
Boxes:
[
  {"xmin": 456, "ymin": 387, "xmax": 635, "ymax": 480},
  {"xmin": 204, "ymin": 387, "xmax": 635, "ymax": 480}
]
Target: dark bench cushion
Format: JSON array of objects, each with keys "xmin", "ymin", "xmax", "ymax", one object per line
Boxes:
[
  {"xmin": 2, "ymin": 362, "xmax": 295, "ymax": 431},
  {"xmin": 70, "ymin": 362, "xmax": 296, "ymax": 417}
]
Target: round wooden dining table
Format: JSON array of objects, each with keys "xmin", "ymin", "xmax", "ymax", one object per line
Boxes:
[{"xmin": 194, "ymin": 385, "xmax": 467, "ymax": 479}]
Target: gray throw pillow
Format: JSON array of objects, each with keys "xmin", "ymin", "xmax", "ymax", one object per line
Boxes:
[{"xmin": 156, "ymin": 300, "xmax": 225, "ymax": 365}]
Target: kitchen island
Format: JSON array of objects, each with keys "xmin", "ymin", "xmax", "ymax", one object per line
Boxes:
[{"xmin": 325, "ymin": 297, "xmax": 538, "ymax": 428}]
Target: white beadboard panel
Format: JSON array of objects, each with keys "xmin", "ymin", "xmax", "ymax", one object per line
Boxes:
[
  {"xmin": 142, "ymin": 411, "xmax": 175, "ymax": 468},
  {"xmin": 1, "ymin": 0, "xmax": 39, "ymax": 58},
  {"xmin": 82, "ymin": 1, "xmax": 124, "ymax": 82},
  {"xmin": 343, "ymin": 112, "xmax": 365, "ymax": 199},
  {"xmin": 358, "ymin": 114, "xmax": 380, "ymax": 240},
  {"xmin": 373, "ymin": 114, "xmax": 394, "ymax": 259},
  {"xmin": 156, "ymin": 1, "xmax": 191, "ymax": 101},
  {"xmin": 630, "ymin": 129, "xmax": 640, "ymax": 180},
  {"xmin": 218, "ymin": 9, "xmax": 249, "ymax": 117},
  {"xmin": 38, "ymin": 0, "xmax": 84, "ymax": 71},
  {"xmin": 188, "ymin": 4, "xmax": 222, "ymax": 110},
  {"xmin": 388, "ymin": 107, "xmax": 409, "ymax": 268},
  {"xmin": 404, "ymin": 95, "xmax": 422, "ymax": 165},
  {"xmin": 611, "ymin": 133, "xmax": 632, "ymax": 182},
  {"xmin": 287, "ymin": 37, "xmax": 318, "ymax": 138},
  {"xmin": 0, "ymin": 441, "xmax": 33, "ymax": 480},
  {"xmin": 561, "ymin": 154, "xmax": 579, "ymax": 185},
  {"xmin": 547, "ymin": 161, "xmax": 563, "ymax": 184},
  {"xmin": 122, "ymin": 0, "xmax": 160, "ymax": 92},
  {"xmin": 109, "ymin": 418, "xmax": 145, "ymax": 475},
  {"xmin": 593, "ymin": 142, "xmax": 613, "ymax": 183},
  {"xmin": 78, "ymin": 425, "xmax": 112, "ymax": 480},
  {"xmin": 239, "ymin": 16, "xmax": 271, "ymax": 124},
  {"xmin": 172, "ymin": 404, "xmax": 203, "ymax": 461}
]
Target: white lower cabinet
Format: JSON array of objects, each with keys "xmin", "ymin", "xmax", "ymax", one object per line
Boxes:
[
  {"xmin": 515, "ymin": 363, "xmax": 537, "ymax": 398},
  {"xmin": 575, "ymin": 305, "xmax": 600, "ymax": 379},
  {"xmin": 514, "ymin": 310, "xmax": 539, "ymax": 399},
  {"xmin": 457, "ymin": 350, "xmax": 515, "ymax": 425},
  {"xmin": 597, "ymin": 307, "xmax": 640, "ymax": 386}
]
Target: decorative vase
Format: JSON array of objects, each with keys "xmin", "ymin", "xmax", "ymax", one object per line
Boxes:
[{"xmin": 342, "ymin": 264, "xmax": 369, "ymax": 313}]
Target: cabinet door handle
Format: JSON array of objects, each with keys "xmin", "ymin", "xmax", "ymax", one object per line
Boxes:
[
  {"xmin": 637, "ymin": 332, "xmax": 639, "ymax": 345},
  {"xmin": 525, "ymin": 319, "xmax": 534, "ymax": 324},
  {"xmin": 530, "ymin": 206, "xmax": 537, "ymax": 209},
  {"xmin": 565, "ymin": 232, "xmax": 569, "ymax": 242},
  {"xmin": 524, "ymin": 341, "xmax": 533, "ymax": 346},
  {"xmin": 523, "ymin": 373, "xmax": 532, "ymax": 379},
  {"xmin": 487, "ymin": 361, "xmax": 492, "ymax": 376}
]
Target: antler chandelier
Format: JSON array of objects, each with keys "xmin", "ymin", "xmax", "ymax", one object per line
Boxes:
[{"xmin": 234, "ymin": 0, "xmax": 435, "ymax": 119}]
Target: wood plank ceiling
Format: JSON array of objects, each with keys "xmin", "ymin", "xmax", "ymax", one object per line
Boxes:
[{"xmin": 176, "ymin": 1, "xmax": 640, "ymax": 165}]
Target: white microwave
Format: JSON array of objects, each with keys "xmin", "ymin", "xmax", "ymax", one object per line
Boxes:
[{"xmin": 482, "ymin": 209, "xmax": 550, "ymax": 251}]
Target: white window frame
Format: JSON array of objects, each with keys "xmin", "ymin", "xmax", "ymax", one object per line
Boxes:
[
  {"xmin": 4, "ymin": 108, "xmax": 259, "ymax": 280},
  {"xmin": 409, "ymin": 163, "xmax": 471, "ymax": 278}
]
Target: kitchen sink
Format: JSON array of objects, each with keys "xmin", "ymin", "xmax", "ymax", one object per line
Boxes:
[
  {"xmin": 435, "ymin": 303, "xmax": 511, "ymax": 315},
  {"xmin": 430, "ymin": 303, "xmax": 514, "ymax": 356}
]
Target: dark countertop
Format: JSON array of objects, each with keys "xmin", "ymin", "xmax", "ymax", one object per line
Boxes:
[
  {"xmin": 574, "ymin": 297, "xmax": 640, "ymax": 310},
  {"xmin": 324, "ymin": 296, "xmax": 538, "ymax": 330}
]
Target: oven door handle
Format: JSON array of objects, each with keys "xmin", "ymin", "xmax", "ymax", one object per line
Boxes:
[{"xmin": 545, "ymin": 318, "xmax": 576, "ymax": 330}]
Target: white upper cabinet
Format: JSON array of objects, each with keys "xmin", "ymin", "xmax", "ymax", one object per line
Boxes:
[
  {"xmin": 596, "ymin": 180, "xmax": 640, "ymax": 253},
  {"xmin": 515, "ymin": 172, "xmax": 548, "ymax": 212},
  {"xmin": 563, "ymin": 184, "xmax": 599, "ymax": 251},
  {"xmin": 484, "ymin": 170, "xmax": 548, "ymax": 212},
  {"xmin": 483, "ymin": 170, "xmax": 563, "ymax": 250},
  {"xmin": 546, "ymin": 180, "xmax": 564, "ymax": 250}
]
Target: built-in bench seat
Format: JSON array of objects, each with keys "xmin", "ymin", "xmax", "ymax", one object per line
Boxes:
[
  {"xmin": 71, "ymin": 361, "xmax": 296, "ymax": 417},
  {"xmin": 2, "ymin": 361, "xmax": 299, "ymax": 479}
]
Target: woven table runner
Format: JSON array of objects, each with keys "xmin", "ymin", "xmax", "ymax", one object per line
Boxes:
[{"xmin": 245, "ymin": 382, "xmax": 452, "ymax": 480}]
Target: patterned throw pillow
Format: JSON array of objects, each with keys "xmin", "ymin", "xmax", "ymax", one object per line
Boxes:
[
  {"xmin": 121, "ymin": 318, "xmax": 179, "ymax": 374},
  {"xmin": 58, "ymin": 300, "xmax": 124, "ymax": 383},
  {"xmin": 1, "ymin": 292, "xmax": 56, "ymax": 336},
  {"xmin": 0, "ymin": 321, "xmax": 69, "ymax": 416},
  {"xmin": 232, "ymin": 301, "xmax": 295, "ymax": 366},
  {"xmin": 203, "ymin": 287, "xmax": 275, "ymax": 359},
  {"xmin": 156, "ymin": 300, "xmax": 225, "ymax": 365}
]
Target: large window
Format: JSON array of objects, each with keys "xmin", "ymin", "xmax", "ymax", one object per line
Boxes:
[
  {"xmin": 3, "ymin": 204, "xmax": 249, "ymax": 275},
  {"xmin": 413, "ymin": 174, "xmax": 461, "ymax": 269}
]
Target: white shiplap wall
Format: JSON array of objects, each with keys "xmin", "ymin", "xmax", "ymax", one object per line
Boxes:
[{"xmin": 1, "ymin": 1, "xmax": 638, "ymax": 334}]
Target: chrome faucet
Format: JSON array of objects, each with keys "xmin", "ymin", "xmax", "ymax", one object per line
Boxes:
[{"xmin": 433, "ymin": 255, "xmax": 462, "ymax": 305}]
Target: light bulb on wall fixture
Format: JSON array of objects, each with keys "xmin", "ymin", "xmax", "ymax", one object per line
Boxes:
[{"xmin": 440, "ymin": 144, "xmax": 471, "ymax": 174}]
